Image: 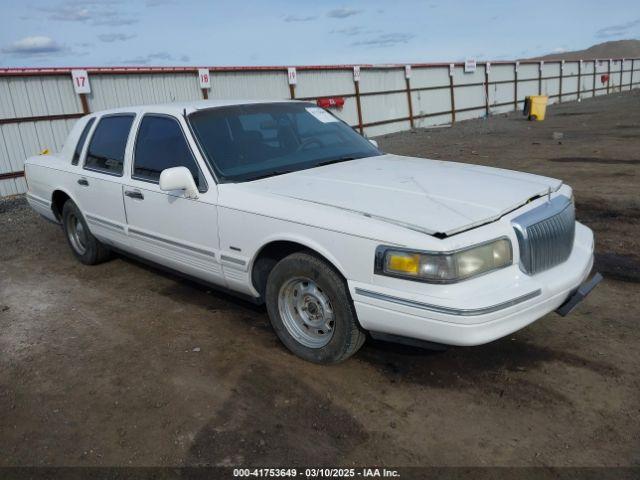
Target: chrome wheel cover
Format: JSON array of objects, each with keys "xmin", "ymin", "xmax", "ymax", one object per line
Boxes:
[
  {"xmin": 66, "ymin": 213, "xmax": 87, "ymax": 255},
  {"xmin": 278, "ymin": 277, "xmax": 335, "ymax": 348}
]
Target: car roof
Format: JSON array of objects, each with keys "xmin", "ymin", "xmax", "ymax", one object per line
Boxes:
[{"xmin": 90, "ymin": 98, "xmax": 308, "ymax": 117}]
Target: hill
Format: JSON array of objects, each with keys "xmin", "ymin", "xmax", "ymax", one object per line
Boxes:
[{"xmin": 527, "ymin": 39, "xmax": 640, "ymax": 60}]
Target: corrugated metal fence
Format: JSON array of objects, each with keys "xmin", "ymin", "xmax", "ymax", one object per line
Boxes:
[{"xmin": 1, "ymin": 58, "xmax": 638, "ymax": 197}]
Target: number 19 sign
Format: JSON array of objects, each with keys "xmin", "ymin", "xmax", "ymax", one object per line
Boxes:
[{"xmin": 71, "ymin": 70, "xmax": 91, "ymax": 94}]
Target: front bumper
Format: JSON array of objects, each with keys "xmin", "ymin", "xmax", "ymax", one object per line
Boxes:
[{"xmin": 350, "ymin": 222, "xmax": 598, "ymax": 346}]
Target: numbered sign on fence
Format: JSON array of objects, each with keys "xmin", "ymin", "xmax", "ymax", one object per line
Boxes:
[
  {"xmin": 71, "ymin": 70, "xmax": 90, "ymax": 94},
  {"xmin": 464, "ymin": 59, "xmax": 476, "ymax": 73},
  {"xmin": 353, "ymin": 66, "xmax": 360, "ymax": 83},
  {"xmin": 515, "ymin": 61, "xmax": 520, "ymax": 72},
  {"xmin": 288, "ymin": 67, "xmax": 297, "ymax": 85},
  {"xmin": 485, "ymin": 62, "xmax": 491, "ymax": 74},
  {"xmin": 449, "ymin": 64, "xmax": 455, "ymax": 76},
  {"xmin": 198, "ymin": 69, "xmax": 211, "ymax": 89},
  {"xmin": 404, "ymin": 65, "xmax": 411, "ymax": 79}
]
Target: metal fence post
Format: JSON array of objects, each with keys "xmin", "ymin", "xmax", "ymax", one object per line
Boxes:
[
  {"xmin": 484, "ymin": 62, "xmax": 490, "ymax": 116},
  {"xmin": 79, "ymin": 94, "xmax": 90, "ymax": 114},
  {"xmin": 353, "ymin": 66, "xmax": 364, "ymax": 134},
  {"xmin": 449, "ymin": 65, "xmax": 456, "ymax": 124},
  {"xmin": 631, "ymin": 59, "xmax": 635, "ymax": 90},
  {"xmin": 620, "ymin": 58, "xmax": 624, "ymax": 91},
  {"xmin": 607, "ymin": 59, "xmax": 611, "ymax": 94},
  {"xmin": 404, "ymin": 65, "xmax": 414, "ymax": 129},
  {"xmin": 558, "ymin": 61, "xmax": 563, "ymax": 102},
  {"xmin": 287, "ymin": 67, "xmax": 296, "ymax": 99},
  {"xmin": 577, "ymin": 60, "xmax": 581, "ymax": 99},
  {"xmin": 538, "ymin": 61, "xmax": 543, "ymax": 95},
  {"xmin": 592, "ymin": 60, "xmax": 596, "ymax": 97},
  {"xmin": 513, "ymin": 62, "xmax": 518, "ymax": 111}
]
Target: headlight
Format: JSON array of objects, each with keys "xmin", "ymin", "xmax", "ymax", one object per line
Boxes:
[{"xmin": 375, "ymin": 238, "xmax": 512, "ymax": 283}]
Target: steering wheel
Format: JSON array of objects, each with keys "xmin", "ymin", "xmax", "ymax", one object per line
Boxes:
[{"xmin": 296, "ymin": 137, "xmax": 323, "ymax": 152}]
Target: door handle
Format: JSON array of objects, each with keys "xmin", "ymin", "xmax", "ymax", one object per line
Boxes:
[
  {"xmin": 124, "ymin": 190, "xmax": 144, "ymax": 200},
  {"xmin": 77, "ymin": 178, "xmax": 89, "ymax": 186}
]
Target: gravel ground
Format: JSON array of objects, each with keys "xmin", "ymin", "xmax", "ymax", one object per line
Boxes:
[{"xmin": 1, "ymin": 91, "xmax": 639, "ymax": 469}]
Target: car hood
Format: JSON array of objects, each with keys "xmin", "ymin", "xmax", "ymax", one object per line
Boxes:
[{"xmin": 247, "ymin": 154, "xmax": 562, "ymax": 236}]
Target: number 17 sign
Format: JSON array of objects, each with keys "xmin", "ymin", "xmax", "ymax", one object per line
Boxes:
[{"xmin": 71, "ymin": 70, "xmax": 91, "ymax": 94}]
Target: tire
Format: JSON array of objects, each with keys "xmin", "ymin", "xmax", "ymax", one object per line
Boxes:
[
  {"xmin": 61, "ymin": 200, "xmax": 111, "ymax": 265},
  {"xmin": 265, "ymin": 252, "xmax": 366, "ymax": 364}
]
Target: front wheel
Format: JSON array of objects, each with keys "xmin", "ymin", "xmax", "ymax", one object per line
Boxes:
[
  {"xmin": 265, "ymin": 252, "xmax": 366, "ymax": 364},
  {"xmin": 61, "ymin": 200, "xmax": 111, "ymax": 265}
]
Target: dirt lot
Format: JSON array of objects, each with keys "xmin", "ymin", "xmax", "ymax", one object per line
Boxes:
[{"xmin": 1, "ymin": 91, "xmax": 639, "ymax": 468}]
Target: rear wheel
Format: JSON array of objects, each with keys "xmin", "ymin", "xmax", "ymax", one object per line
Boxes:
[
  {"xmin": 61, "ymin": 200, "xmax": 111, "ymax": 265},
  {"xmin": 265, "ymin": 252, "xmax": 366, "ymax": 364}
]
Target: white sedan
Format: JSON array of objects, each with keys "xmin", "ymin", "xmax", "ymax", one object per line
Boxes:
[{"xmin": 24, "ymin": 100, "xmax": 601, "ymax": 363}]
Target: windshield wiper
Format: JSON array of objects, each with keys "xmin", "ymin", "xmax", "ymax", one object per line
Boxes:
[
  {"xmin": 248, "ymin": 170, "xmax": 295, "ymax": 181},
  {"xmin": 316, "ymin": 155, "xmax": 361, "ymax": 167},
  {"xmin": 247, "ymin": 156, "xmax": 361, "ymax": 181}
]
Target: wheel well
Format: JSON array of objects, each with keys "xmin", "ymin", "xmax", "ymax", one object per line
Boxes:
[
  {"xmin": 51, "ymin": 190, "xmax": 71, "ymax": 221},
  {"xmin": 251, "ymin": 240, "xmax": 341, "ymax": 300}
]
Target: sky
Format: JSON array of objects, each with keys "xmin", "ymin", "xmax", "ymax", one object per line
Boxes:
[{"xmin": 0, "ymin": 0, "xmax": 639, "ymax": 68}]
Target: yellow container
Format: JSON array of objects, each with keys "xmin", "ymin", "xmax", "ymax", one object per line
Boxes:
[{"xmin": 525, "ymin": 95, "xmax": 548, "ymax": 121}]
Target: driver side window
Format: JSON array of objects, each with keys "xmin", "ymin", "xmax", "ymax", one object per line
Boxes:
[{"xmin": 133, "ymin": 115, "xmax": 206, "ymax": 191}]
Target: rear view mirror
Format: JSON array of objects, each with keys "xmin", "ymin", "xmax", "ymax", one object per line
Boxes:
[{"xmin": 159, "ymin": 166, "xmax": 198, "ymax": 199}]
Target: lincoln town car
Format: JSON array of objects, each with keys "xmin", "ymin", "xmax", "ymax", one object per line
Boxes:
[{"xmin": 24, "ymin": 100, "xmax": 601, "ymax": 363}]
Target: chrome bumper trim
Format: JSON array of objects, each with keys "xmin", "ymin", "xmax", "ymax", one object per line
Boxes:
[{"xmin": 354, "ymin": 288, "xmax": 542, "ymax": 317}]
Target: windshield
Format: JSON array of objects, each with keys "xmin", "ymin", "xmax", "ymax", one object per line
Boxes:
[{"xmin": 188, "ymin": 102, "xmax": 381, "ymax": 182}]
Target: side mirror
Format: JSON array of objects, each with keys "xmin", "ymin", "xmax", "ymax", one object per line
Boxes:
[
  {"xmin": 159, "ymin": 166, "xmax": 198, "ymax": 199},
  {"xmin": 369, "ymin": 139, "xmax": 379, "ymax": 148}
]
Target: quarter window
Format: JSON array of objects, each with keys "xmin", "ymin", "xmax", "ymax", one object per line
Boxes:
[
  {"xmin": 72, "ymin": 118, "xmax": 95, "ymax": 166},
  {"xmin": 84, "ymin": 114, "xmax": 135, "ymax": 175},
  {"xmin": 133, "ymin": 115, "xmax": 204, "ymax": 189}
]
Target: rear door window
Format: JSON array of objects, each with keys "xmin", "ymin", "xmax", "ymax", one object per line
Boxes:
[
  {"xmin": 84, "ymin": 114, "xmax": 135, "ymax": 176},
  {"xmin": 133, "ymin": 115, "xmax": 205, "ymax": 190},
  {"xmin": 72, "ymin": 118, "xmax": 95, "ymax": 166}
]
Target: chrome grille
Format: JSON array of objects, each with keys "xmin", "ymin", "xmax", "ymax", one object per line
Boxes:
[{"xmin": 512, "ymin": 196, "xmax": 575, "ymax": 275}]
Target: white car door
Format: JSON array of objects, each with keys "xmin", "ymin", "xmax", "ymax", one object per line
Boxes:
[
  {"xmin": 75, "ymin": 113, "xmax": 135, "ymax": 248},
  {"xmin": 121, "ymin": 113, "xmax": 225, "ymax": 286}
]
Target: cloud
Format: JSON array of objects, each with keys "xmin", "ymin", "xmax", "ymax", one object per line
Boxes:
[
  {"xmin": 1, "ymin": 36, "xmax": 65, "ymax": 56},
  {"xmin": 39, "ymin": 1, "xmax": 138, "ymax": 26},
  {"xmin": 331, "ymin": 26, "xmax": 365, "ymax": 36},
  {"xmin": 98, "ymin": 33, "xmax": 137, "ymax": 42},
  {"xmin": 351, "ymin": 33, "xmax": 414, "ymax": 47},
  {"xmin": 46, "ymin": 5, "xmax": 91, "ymax": 21},
  {"xmin": 91, "ymin": 11, "xmax": 139, "ymax": 26},
  {"xmin": 121, "ymin": 52, "xmax": 190, "ymax": 65},
  {"xmin": 595, "ymin": 18, "xmax": 640, "ymax": 38},
  {"xmin": 146, "ymin": 0, "xmax": 175, "ymax": 5},
  {"xmin": 283, "ymin": 14, "xmax": 317, "ymax": 22},
  {"xmin": 327, "ymin": 8, "xmax": 361, "ymax": 19}
]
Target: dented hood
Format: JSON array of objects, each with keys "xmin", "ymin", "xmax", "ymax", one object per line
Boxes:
[{"xmin": 249, "ymin": 154, "xmax": 562, "ymax": 236}]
